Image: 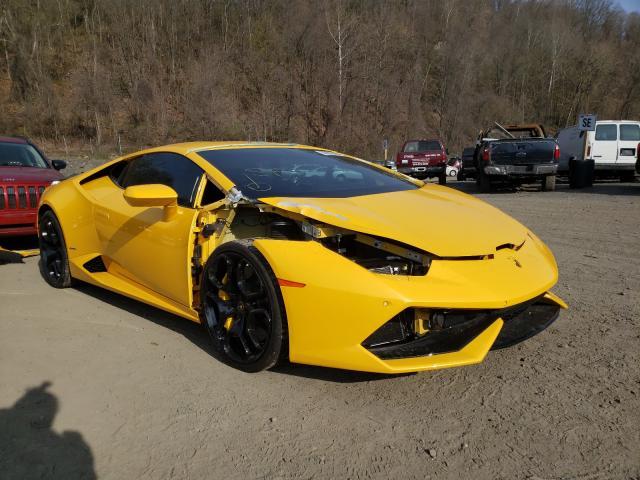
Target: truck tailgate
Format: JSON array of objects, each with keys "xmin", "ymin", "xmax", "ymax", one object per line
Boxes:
[{"xmin": 491, "ymin": 139, "xmax": 556, "ymax": 165}]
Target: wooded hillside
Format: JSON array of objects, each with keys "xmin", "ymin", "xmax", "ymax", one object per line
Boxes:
[{"xmin": 1, "ymin": 0, "xmax": 639, "ymax": 158}]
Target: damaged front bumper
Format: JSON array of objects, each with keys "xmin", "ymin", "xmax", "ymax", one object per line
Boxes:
[
  {"xmin": 253, "ymin": 236, "xmax": 566, "ymax": 374},
  {"xmin": 364, "ymin": 293, "xmax": 563, "ymax": 360}
]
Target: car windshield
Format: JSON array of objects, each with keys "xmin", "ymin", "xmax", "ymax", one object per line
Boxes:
[
  {"xmin": 0, "ymin": 142, "xmax": 49, "ymax": 168},
  {"xmin": 404, "ymin": 141, "xmax": 441, "ymax": 152},
  {"xmin": 198, "ymin": 148, "xmax": 418, "ymax": 199}
]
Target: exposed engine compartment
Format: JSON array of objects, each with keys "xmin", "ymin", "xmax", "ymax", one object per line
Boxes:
[
  {"xmin": 321, "ymin": 234, "xmax": 429, "ymax": 275},
  {"xmin": 209, "ymin": 203, "xmax": 431, "ymax": 277}
]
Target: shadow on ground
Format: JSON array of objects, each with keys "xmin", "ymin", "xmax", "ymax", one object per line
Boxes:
[
  {"xmin": 74, "ymin": 282, "xmax": 394, "ymax": 383},
  {"xmin": 0, "ymin": 382, "xmax": 96, "ymax": 480},
  {"xmin": 0, "ymin": 235, "xmax": 39, "ymax": 265},
  {"xmin": 0, "ymin": 235, "xmax": 39, "ymax": 251}
]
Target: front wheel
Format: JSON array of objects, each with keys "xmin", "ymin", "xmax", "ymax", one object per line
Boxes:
[
  {"xmin": 38, "ymin": 210, "xmax": 74, "ymax": 288},
  {"xmin": 200, "ymin": 240, "xmax": 288, "ymax": 372}
]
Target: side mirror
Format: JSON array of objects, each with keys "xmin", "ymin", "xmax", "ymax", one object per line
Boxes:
[
  {"xmin": 124, "ymin": 184, "xmax": 178, "ymax": 220},
  {"xmin": 124, "ymin": 184, "xmax": 178, "ymax": 207},
  {"xmin": 51, "ymin": 159, "xmax": 67, "ymax": 170}
]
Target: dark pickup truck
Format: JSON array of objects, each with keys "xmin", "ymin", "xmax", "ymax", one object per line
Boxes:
[
  {"xmin": 458, "ymin": 147, "xmax": 476, "ymax": 180},
  {"xmin": 474, "ymin": 123, "xmax": 560, "ymax": 192}
]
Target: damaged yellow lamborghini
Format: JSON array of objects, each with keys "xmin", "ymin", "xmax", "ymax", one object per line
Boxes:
[{"xmin": 38, "ymin": 142, "xmax": 567, "ymax": 373}]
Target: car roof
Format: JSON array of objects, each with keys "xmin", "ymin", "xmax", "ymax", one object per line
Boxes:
[
  {"xmin": 0, "ymin": 136, "xmax": 29, "ymax": 144},
  {"xmin": 596, "ymin": 120, "xmax": 640, "ymax": 124},
  {"xmin": 133, "ymin": 141, "xmax": 320, "ymax": 156}
]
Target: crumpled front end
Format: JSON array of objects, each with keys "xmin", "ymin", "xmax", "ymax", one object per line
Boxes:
[{"xmin": 253, "ymin": 234, "xmax": 566, "ymax": 374}]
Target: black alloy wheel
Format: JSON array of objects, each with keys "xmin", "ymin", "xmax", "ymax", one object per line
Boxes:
[
  {"xmin": 200, "ymin": 240, "xmax": 287, "ymax": 372},
  {"xmin": 38, "ymin": 210, "xmax": 73, "ymax": 288}
]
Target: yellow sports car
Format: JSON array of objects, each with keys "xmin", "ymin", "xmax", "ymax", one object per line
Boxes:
[{"xmin": 38, "ymin": 142, "xmax": 566, "ymax": 373}]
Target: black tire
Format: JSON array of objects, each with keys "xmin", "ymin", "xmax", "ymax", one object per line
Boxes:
[
  {"xmin": 200, "ymin": 239, "xmax": 288, "ymax": 372},
  {"xmin": 542, "ymin": 175, "xmax": 556, "ymax": 191},
  {"xmin": 438, "ymin": 172, "xmax": 447, "ymax": 185},
  {"xmin": 38, "ymin": 210, "xmax": 74, "ymax": 288},
  {"xmin": 478, "ymin": 172, "xmax": 492, "ymax": 193},
  {"xmin": 619, "ymin": 171, "xmax": 635, "ymax": 183}
]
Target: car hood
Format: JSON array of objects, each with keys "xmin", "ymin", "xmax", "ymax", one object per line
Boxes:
[
  {"xmin": 259, "ymin": 185, "xmax": 528, "ymax": 257},
  {"xmin": 0, "ymin": 166, "xmax": 63, "ymax": 184}
]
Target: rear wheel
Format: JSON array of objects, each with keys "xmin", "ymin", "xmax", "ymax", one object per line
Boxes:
[
  {"xmin": 478, "ymin": 172, "xmax": 492, "ymax": 192},
  {"xmin": 200, "ymin": 240, "xmax": 287, "ymax": 372},
  {"xmin": 542, "ymin": 175, "xmax": 556, "ymax": 191},
  {"xmin": 619, "ymin": 171, "xmax": 635, "ymax": 182},
  {"xmin": 38, "ymin": 210, "xmax": 73, "ymax": 288}
]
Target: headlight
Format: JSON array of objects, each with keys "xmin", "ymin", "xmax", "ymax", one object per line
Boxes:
[{"xmin": 50, "ymin": 180, "xmax": 60, "ymax": 186}]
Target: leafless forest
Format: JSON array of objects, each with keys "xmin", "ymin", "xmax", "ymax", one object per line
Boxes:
[{"xmin": 1, "ymin": 0, "xmax": 639, "ymax": 157}]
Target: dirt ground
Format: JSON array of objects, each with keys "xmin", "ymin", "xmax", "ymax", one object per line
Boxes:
[{"xmin": 1, "ymin": 181, "xmax": 639, "ymax": 480}]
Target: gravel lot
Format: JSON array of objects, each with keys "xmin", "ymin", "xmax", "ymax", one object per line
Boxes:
[{"xmin": 1, "ymin": 181, "xmax": 639, "ymax": 480}]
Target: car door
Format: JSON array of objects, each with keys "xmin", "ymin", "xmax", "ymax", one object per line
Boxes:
[
  {"xmin": 617, "ymin": 123, "xmax": 640, "ymax": 166},
  {"xmin": 93, "ymin": 152, "xmax": 204, "ymax": 307},
  {"xmin": 591, "ymin": 124, "xmax": 618, "ymax": 166}
]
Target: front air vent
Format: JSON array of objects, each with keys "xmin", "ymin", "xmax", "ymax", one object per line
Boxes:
[
  {"xmin": 0, "ymin": 184, "xmax": 46, "ymax": 210},
  {"xmin": 83, "ymin": 256, "xmax": 107, "ymax": 273}
]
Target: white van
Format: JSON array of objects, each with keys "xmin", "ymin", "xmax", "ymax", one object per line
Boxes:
[{"xmin": 556, "ymin": 120, "xmax": 639, "ymax": 181}]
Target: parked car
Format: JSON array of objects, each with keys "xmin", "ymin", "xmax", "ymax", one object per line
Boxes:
[
  {"xmin": 458, "ymin": 147, "xmax": 477, "ymax": 180},
  {"xmin": 395, "ymin": 139, "xmax": 448, "ymax": 184},
  {"xmin": 474, "ymin": 123, "xmax": 559, "ymax": 192},
  {"xmin": 556, "ymin": 120, "xmax": 639, "ymax": 182},
  {"xmin": 37, "ymin": 141, "xmax": 566, "ymax": 373},
  {"xmin": 384, "ymin": 158, "xmax": 397, "ymax": 171},
  {"xmin": 0, "ymin": 136, "xmax": 66, "ymax": 236},
  {"xmin": 446, "ymin": 157, "xmax": 461, "ymax": 177}
]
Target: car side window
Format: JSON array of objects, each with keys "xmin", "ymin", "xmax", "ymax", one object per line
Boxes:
[
  {"xmin": 620, "ymin": 124, "xmax": 640, "ymax": 141},
  {"xmin": 595, "ymin": 125, "xmax": 617, "ymax": 141},
  {"xmin": 119, "ymin": 152, "xmax": 204, "ymax": 208}
]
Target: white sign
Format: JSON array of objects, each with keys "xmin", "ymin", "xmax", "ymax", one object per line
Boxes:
[
  {"xmin": 383, "ymin": 138, "xmax": 389, "ymax": 150},
  {"xmin": 578, "ymin": 114, "xmax": 597, "ymax": 131}
]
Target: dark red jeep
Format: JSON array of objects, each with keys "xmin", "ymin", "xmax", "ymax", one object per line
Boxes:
[
  {"xmin": 0, "ymin": 137, "xmax": 66, "ymax": 237},
  {"xmin": 396, "ymin": 139, "xmax": 448, "ymax": 184}
]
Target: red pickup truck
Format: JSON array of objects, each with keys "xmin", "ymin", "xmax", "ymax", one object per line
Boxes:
[
  {"xmin": 0, "ymin": 137, "xmax": 66, "ymax": 237},
  {"xmin": 396, "ymin": 139, "xmax": 448, "ymax": 184}
]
